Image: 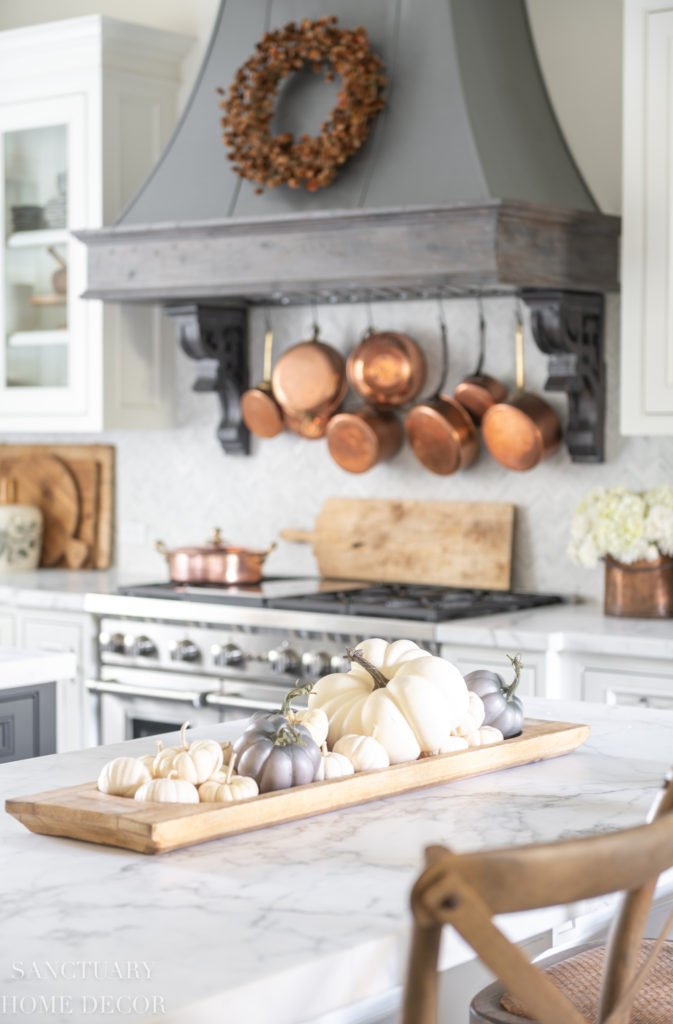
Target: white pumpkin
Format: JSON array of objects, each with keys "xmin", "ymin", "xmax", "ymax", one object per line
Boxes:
[
  {"xmin": 155, "ymin": 723, "xmax": 223, "ymax": 784},
  {"xmin": 455, "ymin": 692, "xmax": 486, "ymax": 738},
  {"xmin": 315, "ymin": 743, "xmax": 355, "ymax": 781},
  {"xmin": 465, "ymin": 725, "xmax": 504, "ymax": 748},
  {"xmin": 97, "ymin": 757, "xmax": 150, "ymax": 797},
  {"xmin": 333, "ymin": 734, "xmax": 390, "ymax": 771},
  {"xmin": 139, "ymin": 753, "xmax": 157, "ymax": 777},
  {"xmin": 287, "ymin": 707, "xmax": 329, "ymax": 748},
  {"xmin": 437, "ymin": 735, "xmax": 469, "ymax": 753},
  {"xmin": 199, "ymin": 760, "xmax": 259, "ymax": 803},
  {"xmin": 134, "ymin": 772, "xmax": 199, "ymax": 804},
  {"xmin": 309, "ymin": 640, "xmax": 470, "ymax": 764}
]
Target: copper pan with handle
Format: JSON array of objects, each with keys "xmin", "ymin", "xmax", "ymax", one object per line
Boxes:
[
  {"xmin": 481, "ymin": 312, "xmax": 562, "ymax": 471},
  {"xmin": 347, "ymin": 329, "xmax": 426, "ymax": 407},
  {"xmin": 405, "ymin": 316, "xmax": 478, "ymax": 476},
  {"xmin": 327, "ymin": 407, "xmax": 403, "ymax": 474},
  {"xmin": 453, "ymin": 299, "xmax": 507, "ymax": 422},
  {"xmin": 241, "ymin": 328, "xmax": 284, "ymax": 439},
  {"xmin": 272, "ymin": 324, "xmax": 347, "ymax": 434}
]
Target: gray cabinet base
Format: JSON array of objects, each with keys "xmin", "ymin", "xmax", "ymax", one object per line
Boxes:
[{"xmin": 0, "ymin": 682, "xmax": 56, "ymax": 762}]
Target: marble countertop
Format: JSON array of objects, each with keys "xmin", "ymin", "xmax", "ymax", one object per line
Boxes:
[
  {"xmin": 1, "ymin": 698, "xmax": 673, "ymax": 1023},
  {"xmin": 0, "ymin": 647, "xmax": 76, "ymax": 689}
]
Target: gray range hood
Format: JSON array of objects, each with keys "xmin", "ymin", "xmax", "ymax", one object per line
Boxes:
[
  {"xmin": 77, "ymin": 0, "xmax": 619, "ymax": 303},
  {"xmin": 76, "ymin": 0, "xmax": 618, "ymax": 463}
]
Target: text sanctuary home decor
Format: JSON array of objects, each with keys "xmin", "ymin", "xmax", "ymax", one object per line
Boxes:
[{"xmin": 218, "ymin": 16, "xmax": 386, "ymax": 192}]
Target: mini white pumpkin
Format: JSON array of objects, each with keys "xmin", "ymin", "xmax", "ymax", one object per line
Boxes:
[
  {"xmin": 315, "ymin": 743, "xmax": 355, "ymax": 781},
  {"xmin": 97, "ymin": 757, "xmax": 150, "ymax": 797},
  {"xmin": 155, "ymin": 723, "xmax": 224, "ymax": 784},
  {"xmin": 465, "ymin": 725, "xmax": 504, "ymax": 748},
  {"xmin": 134, "ymin": 771, "xmax": 199, "ymax": 804},
  {"xmin": 309, "ymin": 640, "xmax": 470, "ymax": 764},
  {"xmin": 198, "ymin": 758, "xmax": 259, "ymax": 803},
  {"xmin": 139, "ymin": 753, "xmax": 157, "ymax": 777},
  {"xmin": 437, "ymin": 735, "xmax": 469, "ymax": 753},
  {"xmin": 333, "ymin": 734, "xmax": 390, "ymax": 771},
  {"xmin": 153, "ymin": 738, "xmax": 180, "ymax": 778},
  {"xmin": 287, "ymin": 707, "xmax": 329, "ymax": 748},
  {"xmin": 455, "ymin": 692, "xmax": 486, "ymax": 738}
]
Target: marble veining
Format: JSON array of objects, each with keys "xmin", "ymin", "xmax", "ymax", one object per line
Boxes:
[{"xmin": 1, "ymin": 698, "xmax": 673, "ymax": 1023}]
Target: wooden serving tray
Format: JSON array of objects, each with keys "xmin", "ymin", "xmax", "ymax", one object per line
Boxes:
[{"xmin": 5, "ymin": 720, "xmax": 589, "ymax": 855}]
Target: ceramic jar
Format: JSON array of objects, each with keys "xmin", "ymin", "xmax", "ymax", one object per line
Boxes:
[{"xmin": 0, "ymin": 478, "xmax": 42, "ymax": 571}]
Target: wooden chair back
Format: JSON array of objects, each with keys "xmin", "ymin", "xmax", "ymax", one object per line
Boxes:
[{"xmin": 403, "ymin": 770, "xmax": 673, "ymax": 1024}]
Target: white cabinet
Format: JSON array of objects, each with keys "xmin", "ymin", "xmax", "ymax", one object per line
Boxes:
[
  {"xmin": 0, "ymin": 16, "xmax": 191, "ymax": 432},
  {"xmin": 17, "ymin": 608, "xmax": 96, "ymax": 752},
  {"xmin": 555, "ymin": 650, "xmax": 673, "ymax": 707},
  {"xmin": 439, "ymin": 644, "xmax": 543, "ymax": 696},
  {"xmin": 622, "ymin": 0, "xmax": 673, "ymax": 433}
]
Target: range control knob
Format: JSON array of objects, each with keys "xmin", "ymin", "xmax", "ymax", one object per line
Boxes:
[
  {"xmin": 169, "ymin": 639, "xmax": 201, "ymax": 664},
  {"xmin": 267, "ymin": 647, "xmax": 300, "ymax": 675},
  {"xmin": 99, "ymin": 631, "xmax": 126, "ymax": 655},
  {"xmin": 128, "ymin": 635, "xmax": 158, "ymax": 659},
  {"xmin": 212, "ymin": 643, "xmax": 244, "ymax": 667},
  {"xmin": 301, "ymin": 650, "xmax": 332, "ymax": 679},
  {"xmin": 330, "ymin": 653, "xmax": 352, "ymax": 675}
]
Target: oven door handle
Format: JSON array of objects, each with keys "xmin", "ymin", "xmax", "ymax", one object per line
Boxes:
[
  {"xmin": 86, "ymin": 679, "xmax": 207, "ymax": 708},
  {"xmin": 204, "ymin": 693, "xmax": 282, "ymax": 712}
]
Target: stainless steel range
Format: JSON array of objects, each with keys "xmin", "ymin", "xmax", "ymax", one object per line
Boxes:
[{"xmin": 85, "ymin": 580, "xmax": 562, "ymax": 745}]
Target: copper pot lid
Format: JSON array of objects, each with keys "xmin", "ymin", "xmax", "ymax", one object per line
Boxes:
[
  {"xmin": 241, "ymin": 329, "xmax": 284, "ymax": 438},
  {"xmin": 327, "ymin": 409, "xmax": 402, "ymax": 473},
  {"xmin": 156, "ymin": 529, "xmax": 274, "ymax": 558},
  {"xmin": 347, "ymin": 330, "xmax": 426, "ymax": 407},
  {"xmin": 406, "ymin": 397, "xmax": 478, "ymax": 475},
  {"xmin": 272, "ymin": 327, "xmax": 346, "ymax": 413}
]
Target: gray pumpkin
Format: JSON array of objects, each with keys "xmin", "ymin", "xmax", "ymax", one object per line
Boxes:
[
  {"xmin": 234, "ymin": 714, "xmax": 321, "ymax": 793},
  {"xmin": 464, "ymin": 654, "xmax": 525, "ymax": 739}
]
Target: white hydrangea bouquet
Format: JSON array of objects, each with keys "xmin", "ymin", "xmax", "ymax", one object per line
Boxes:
[{"xmin": 568, "ymin": 485, "xmax": 673, "ymax": 568}]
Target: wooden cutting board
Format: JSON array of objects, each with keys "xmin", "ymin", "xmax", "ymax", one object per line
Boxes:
[
  {"xmin": 281, "ymin": 498, "xmax": 515, "ymax": 590},
  {"xmin": 0, "ymin": 444, "xmax": 114, "ymax": 568},
  {"xmin": 5, "ymin": 720, "xmax": 589, "ymax": 855},
  {"xmin": 0, "ymin": 454, "xmax": 80, "ymax": 566}
]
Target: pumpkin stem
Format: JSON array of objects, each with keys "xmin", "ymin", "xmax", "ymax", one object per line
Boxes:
[
  {"xmin": 320, "ymin": 742, "xmax": 328, "ymax": 756},
  {"xmin": 504, "ymin": 654, "xmax": 523, "ymax": 700},
  {"xmin": 346, "ymin": 648, "xmax": 388, "ymax": 689},
  {"xmin": 179, "ymin": 721, "xmax": 190, "ymax": 750},
  {"xmin": 225, "ymin": 757, "xmax": 235, "ymax": 785},
  {"xmin": 281, "ymin": 680, "xmax": 315, "ymax": 717},
  {"xmin": 274, "ymin": 721, "xmax": 305, "ymax": 747}
]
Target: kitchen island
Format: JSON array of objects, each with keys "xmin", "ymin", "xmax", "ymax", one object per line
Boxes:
[{"xmin": 2, "ymin": 698, "xmax": 673, "ymax": 1023}]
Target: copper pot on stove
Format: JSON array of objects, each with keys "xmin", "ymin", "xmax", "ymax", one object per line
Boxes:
[{"xmin": 156, "ymin": 529, "xmax": 276, "ymax": 585}]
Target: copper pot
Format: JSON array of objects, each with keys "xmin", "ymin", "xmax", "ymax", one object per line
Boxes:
[
  {"xmin": 327, "ymin": 407, "xmax": 403, "ymax": 474},
  {"xmin": 347, "ymin": 330, "xmax": 426, "ymax": 407},
  {"xmin": 241, "ymin": 329, "xmax": 284, "ymax": 439},
  {"xmin": 604, "ymin": 555, "xmax": 673, "ymax": 618},
  {"xmin": 156, "ymin": 529, "xmax": 276, "ymax": 585},
  {"xmin": 272, "ymin": 326, "xmax": 347, "ymax": 420},
  {"xmin": 283, "ymin": 407, "xmax": 334, "ymax": 440},
  {"xmin": 405, "ymin": 318, "xmax": 478, "ymax": 475},
  {"xmin": 481, "ymin": 315, "xmax": 562, "ymax": 471},
  {"xmin": 453, "ymin": 303, "xmax": 506, "ymax": 422}
]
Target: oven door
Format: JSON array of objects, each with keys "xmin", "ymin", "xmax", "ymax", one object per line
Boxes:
[{"xmin": 86, "ymin": 667, "xmax": 292, "ymax": 744}]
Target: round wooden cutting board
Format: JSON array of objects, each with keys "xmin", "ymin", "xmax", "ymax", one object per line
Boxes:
[{"xmin": 0, "ymin": 454, "xmax": 80, "ymax": 566}]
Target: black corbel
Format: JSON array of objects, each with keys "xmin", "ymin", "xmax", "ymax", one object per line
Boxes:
[
  {"xmin": 520, "ymin": 289, "xmax": 605, "ymax": 463},
  {"xmin": 166, "ymin": 304, "xmax": 250, "ymax": 455}
]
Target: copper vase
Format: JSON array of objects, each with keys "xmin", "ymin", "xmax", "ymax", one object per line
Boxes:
[{"xmin": 604, "ymin": 555, "xmax": 673, "ymax": 618}]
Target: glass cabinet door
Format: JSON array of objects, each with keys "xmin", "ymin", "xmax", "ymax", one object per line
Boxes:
[
  {"xmin": 0, "ymin": 95, "xmax": 87, "ymax": 420},
  {"xmin": 4, "ymin": 124, "xmax": 69, "ymax": 388}
]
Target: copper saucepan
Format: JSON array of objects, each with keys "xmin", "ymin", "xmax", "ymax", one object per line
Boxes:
[
  {"xmin": 453, "ymin": 301, "xmax": 507, "ymax": 422},
  {"xmin": 481, "ymin": 314, "xmax": 562, "ymax": 471},
  {"xmin": 272, "ymin": 325, "xmax": 347, "ymax": 436},
  {"xmin": 156, "ymin": 529, "xmax": 276, "ymax": 585},
  {"xmin": 405, "ymin": 318, "xmax": 478, "ymax": 475},
  {"xmin": 347, "ymin": 330, "xmax": 426, "ymax": 407},
  {"xmin": 327, "ymin": 407, "xmax": 403, "ymax": 474},
  {"xmin": 241, "ymin": 329, "xmax": 284, "ymax": 438}
]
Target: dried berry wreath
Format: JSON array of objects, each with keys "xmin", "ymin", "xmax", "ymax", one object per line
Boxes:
[{"xmin": 218, "ymin": 16, "xmax": 386, "ymax": 193}]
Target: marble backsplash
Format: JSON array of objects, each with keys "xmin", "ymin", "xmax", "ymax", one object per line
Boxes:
[{"xmin": 8, "ymin": 295, "xmax": 673, "ymax": 599}]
